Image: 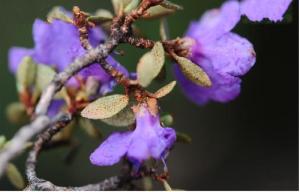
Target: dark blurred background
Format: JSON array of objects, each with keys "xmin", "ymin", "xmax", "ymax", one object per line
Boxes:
[{"xmin": 0, "ymin": 0, "xmax": 298, "ymax": 190}]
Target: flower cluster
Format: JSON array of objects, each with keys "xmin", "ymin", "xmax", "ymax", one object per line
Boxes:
[{"xmin": 6, "ymin": 0, "xmax": 292, "ymax": 183}]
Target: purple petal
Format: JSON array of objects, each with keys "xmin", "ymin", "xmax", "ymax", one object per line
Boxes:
[
  {"xmin": 90, "ymin": 132, "xmax": 132, "ymax": 166},
  {"xmin": 202, "ymin": 32, "xmax": 256, "ymax": 76},
  {"xmin": 174, "ymin": 56, "xmax": 241, "ymax": 105},
  {"xmin": 8, "ymin": 47, "xmax": 33, "ymax": 73},
  {"xmin": 186, "ymin": 0, "xmax": 241, "ymax": 44},
  {"xmin": 47, "ymin": 100, "xmax": 65, "ymax": 117},
  {"xmin": 241, "ymin": 0, "xmax": 292, "ymax": 22},
  {"xmin": 32, "ymin": 19, "xmax": 86, "ymax": 71}
]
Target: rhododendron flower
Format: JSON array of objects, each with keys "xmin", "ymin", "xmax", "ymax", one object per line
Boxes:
[
  {"xmin": 90, "ymin": 104, "xmax": 176, "ymax": 168},
  {"xmin": 174, "ymin": 0, "xmax": 292, "ymax": 105},
  {"xmin": 175, "ymin": 1, "xmax": 255, "ymax": 104},
  {"xmin": 9, "ymin": 18, "xmax": 127, "ymax": 94}
]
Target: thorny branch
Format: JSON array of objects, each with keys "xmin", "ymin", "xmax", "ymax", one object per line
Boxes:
[{"xmin": 0, "ymin": 0, "xmax": 185, "ymax": 181}]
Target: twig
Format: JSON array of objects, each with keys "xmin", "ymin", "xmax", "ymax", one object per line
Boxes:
[
  {"xmin": 0, "ymin": 0, "xmax": 183, "ymax": 178},
  {"xmin": 25, "ymin": 114, "xmax": 126, "ymax": 191}
]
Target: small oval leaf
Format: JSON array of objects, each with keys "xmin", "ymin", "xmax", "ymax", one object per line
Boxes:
[
  {"xmin": 137, "ymin": 42, "xmax": 165, "ymax": 87},
  {"xmin": 81, "ymin": 94, "xmax": 129, "ymax": 119},
  {"xmin": 160, "ymin": 0, "xmax": 183, "ymax": 11},
  {"xmin": 173, "ymin": 55, "xmax": 212, "ymax": 87},
  {"xmin": 47, "ymin": 6, "xmax": 73, "ymax": 23},
  {"xmin": 101, "ymin": 105, "xmax": 135, "ymax": 127},
  {"xmin": 6, "ymin": 163, "xmax": 25, "ymax": 189},
  {"xmin": 111, "ymin": 0, "xmax": 132, "ymax": 14},
  {"xmin": 160, "ymin": 18, "xmax": 169, "ymax": 41},
  {"xmin": 16, "ymin": 56, "xmax": 37, "ymax": 92},
  {"xmin": 95, "ymin": 9, "xmax": 114, "ymax": 19},
  {"xmin": 142, "ymin": 6, "xmax": 175, "ymax": 19},
  {"xmin": 6, "ymin": 102, "xmax": 28, "ymax": 124},
  {"xmin": 154, "ymin": 81, "xmax": 176, "ymax": 98},
  {"xmin": 35, "ymin": 64, "xmax": 56, "ymax": 92},
  {"xmin": 124, "ymin": 0, "xmax": 141, "ymax": 13},
  {"xmin": 176, "ymin": 132, "xmax": 192, "ymax": 144},
  {"xmin": 0, "ymin": 135, "xmax": 6, "ymax": 149},
  {"xmin": 79, "ymin": 118, "xmax": 102, "ymax": 139}
]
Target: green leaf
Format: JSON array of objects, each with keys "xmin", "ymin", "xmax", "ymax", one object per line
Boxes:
[
  {"xmin": 160, "ymin": 0, "xmax": 183, "ymax": 11},
  {"xmin": 154, "ymin": 81, "xmax": 176, "ymax": 98},
  {"xmin": 124, "ymin": 0, "xmax": 141, "ymax": 13},
  {"xmin": 95, "ymin": 9, "xmax": 114, "ymax": 19},
  {"xmin": 160, "ymin": 114, "xmax": 173, "ymax": 126},
  {"xmin": 173, "ymin": 55, "xmax": 212, "ymax": 87},
  {"xmin": 35, "ymin": 64, "xmax": 56, "ymax": 92},
  {"xmin": 81, "ymin": 94, "xmax": 129, "ymax": 119},
  {"xmin": 176, "ymin": 132, "xmax": 192, "ymax": 144},
  {"xmin": 33, "ymin": 64, "xmax": 67, "ymax": 100},
  {"xmin": 137, "ymin": 42, "xmax": 165, "ymax": 87},
  {"xmin": 111, "ymin": 0, "xmax": 132, "ymax": 14},
  {"xmin": 6, "ymin": 163, "xmax": 25, "ymax": 189},
  {"xmin": 47, "ymin": 6, "xmax": 73, "ymax": 23},
  {"xmin": 160, "ymin": 18, "xmax": 169, "ymax": 41},
  {"xmin": 6, "ymin": 102, "xmax": 28, "ymax": 124},
  {"xmin": 0, "ymin": 136, "xmax": 6, "ymax": 149},
  {"xmin": 16, "ymin": 56, "xmax": 37, "ymax": 92},
  {"xmin": 101, "ymin": 105, "xmax": 135, "ymax": 127},
  {"xmin": 142, "ymin": 5, "xmax": 175, "ymax": 19},
  {"xmin": 79, "ymin": 118, "xmax": 102, "ymax": 139},
  {"xmin": 143, "ymin": 177, "xmax": 153, "ymax": 191}
]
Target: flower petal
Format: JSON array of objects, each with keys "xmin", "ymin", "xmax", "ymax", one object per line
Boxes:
[
  {"xmin": 202, "ymin": 32, "xmax": 256, "ymax": 76},
  {"xmin": 47, "ymin": 100, "xmax": 65, "ymax": 117},
  {"xmin": 90, "ymin": 132, "xmax": 132, "ymax": 166},
  {"xmin": 8, "ymin": 47, "xmax": 33, "ymax": 73},
  {"xmin": 186, "ymin": 0, "xmax": 240, "ymax": 44},
  {"xmin": 241, "ymin": 0, "xmax": 292, "ymax": 22},
  {"xmin": 174, "ymin": 56, "xmax": 241, "ymax": 105}
]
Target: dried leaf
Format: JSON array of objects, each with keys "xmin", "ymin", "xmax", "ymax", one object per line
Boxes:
[
  {"xmin": 160, "ymin": 0, "xmax": 183, "ymax": 11},
  {"xmin": 160, "ymin": 18, "xmax": 169, "ymax": 41},
  {"xmin": 6, "ymin": 163, "xmax": 25, "ymax": 189},
  {"xmin": 79, "ymin": 118, "xmax": 102, "ymax": 139},
  {"xmin": 47, "ymin": 6, "xmax": 73, "ymax": 23},
  {"xmin": 137, "ymin": 42, "xmax": 165, "ymax": 87},
  {"xmin": 101, "ymin": 105, "xmax": 135, "ymax": 127},
  {"xmin": 176, "ymin": 132, "xmax": 192, "ymax": 144},
  {"xmin": 154, "ymin": 81, "xmax": 176, "ymax": 98},
  {"xmin": 142, "ymin": 5, "xmax": 175, "ymax": 19},
  {"xmin": 173, "ymin": 55, "xmax": 212, "ymax": 87},
  {"xmin": 124, "ymin": 0, "xmax": 141, "ymax": 13},
  {"xmin": 16, "ymin": 56, "xmax": 37, "ymax": 92},
  {"xmin": 81, "ymin": 94, "xmax": 129, "ymax": 119}
]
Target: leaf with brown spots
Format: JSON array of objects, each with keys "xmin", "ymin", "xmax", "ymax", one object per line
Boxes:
[
  {"xmin": 154, "ymin": 81, "xmax": 176, "ymax": 98},
  {"xmin": 173, "ymin": 54, "xmax": 212, "ymax": 87},
  {"xmin": 81, "ymin": 94, "xmax": 129, "ymax": 119}
]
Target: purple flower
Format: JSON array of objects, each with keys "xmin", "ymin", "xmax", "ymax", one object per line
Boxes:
[
  {"xmin": 89, "ymin": 105, "xmax": 176, "ymax": 167},
  {"xmin": 175, "ymin": 1, "xmax": 256, "ymax": 105},
  {"xmin": 9, "ymin": 17, "xmax": 128, "ymax": 93},
  {"xmin": 241, "ymin": 0, "xmax": 293, "ymax": 22}
]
